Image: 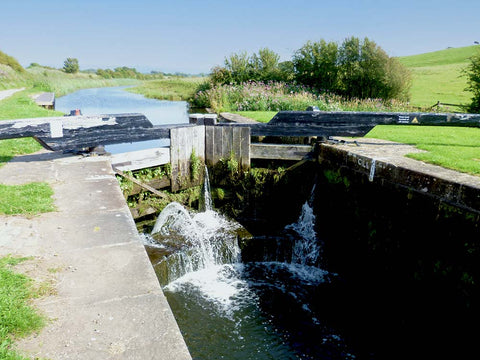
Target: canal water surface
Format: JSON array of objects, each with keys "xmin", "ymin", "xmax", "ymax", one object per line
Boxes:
[{"xmin": 56, "ymin": 86, "xmax": 188, "ymax": 153}]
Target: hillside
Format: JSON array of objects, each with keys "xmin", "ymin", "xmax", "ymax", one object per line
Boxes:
[{"xmin": 399, "ymin": 45, "xmax": 480, "ymax": 108}]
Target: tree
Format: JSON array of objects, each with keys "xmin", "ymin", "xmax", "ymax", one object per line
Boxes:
[
  {"xmin": 465, "ymin": 51, "xmax": 480, "ymax": 112},
  {"xmin": 210, "ymin": 48, "xmax": 289, "ymax": 84},
  {"xmin": 63, "ymin": 58, "xmax": 79, "ymax": 73},
  {"xmin": 293, "ymin": 40, "xmax": 339, "ymax": 91},
  {"xmin": 293, "ymin": 37, "xmax": 410, "ymax": 101}
]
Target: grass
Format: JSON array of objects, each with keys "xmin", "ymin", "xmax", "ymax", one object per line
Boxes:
[
  {"xmin": 232, "ymin": 111, "xmax": 277, "ymax": 123},
  {"xmin": 128, "ymin": 77, "xmax": 207, "ymax": 101},
  {"xmin": 399, "ymin": 45, "xmax": 480, "ymax": 108},
  {"xmin": 0, "ymin": 182, "xmax": 55, "ymax": 215},
  {"xmin": 366, "ymin": 125, "xmax": 480, "ymax": 176},
  {"xmin": 0, "ymin": 90, "xmax": 64, "ymax": 120},
  {"xmin": 0, "ymin": 64, "xmax": 139, "ymax": 97},
  {"xmin": 0, "ymin": 256, "xmax": 45, "ymax": 360},
  {"xmin": 0, "ymin": 91, "xmax": 63, "ymax": 166}
]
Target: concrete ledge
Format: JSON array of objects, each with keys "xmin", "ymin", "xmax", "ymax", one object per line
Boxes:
[{"xmin": 319, "ymin": 138, "xmax": 480, "ymax": 214}]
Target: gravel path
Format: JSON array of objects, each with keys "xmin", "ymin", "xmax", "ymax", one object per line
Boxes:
[{"xmin": 0, "ymin": 87, "xmax": 25, "ymax": 101}]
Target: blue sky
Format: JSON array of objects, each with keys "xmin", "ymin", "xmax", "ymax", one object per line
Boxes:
[{"xmin": 1, "ymin": 0, "xmax": 479, "ymax": 73}]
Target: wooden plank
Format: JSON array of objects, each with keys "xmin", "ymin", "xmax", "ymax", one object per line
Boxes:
[
  {"xmin": 0, "ymin": 114, "xmax": 194, "ymax": 151},
  {"xmin": 205, "ymin": 126, "xmax": 215, "ymax": 167},
  {"xmin": 0, "ymin": 114, "xmax": 152, "ymax": 140},
  {"xmin": 39, "ymin": 126, "xmax": 173, "ymax": 151},
  {"xmin": 113, "ymin": 167, "xmax": 167, "ymax": 198},
  {"xmin": 170, "ymin": 127, "xmax": 181, "ymax": 191},
  {"xmin": 169, "ymin": 125, "xmax": 206, "ymax": 191},
  {"xmin": 216, "ymin": 110, "xmax": 480, "ymax": 138},
  {"xmin": 269, "ymin": 111, "xmax": 480, "ymax": 127},
  {"xmin": 110, "ymin": 147, "xmax": 170, "ymax": 171},
  {"xmin": 240, "ymin": 127, "xmax": 251, "ymax": 169},
  {"xmin": 213, "ymin": 126, "xmax": 223, "ymax": 165},
  {"xmin": 194, "ymin": 125, "xmax": 206, "ymax": 161},
  {"xmin": 179, "ymin": 127, "xmax": 188, "ymax": 190},
  {"xmin": 128, "ymin": 177, "xmax": 171, "ymax": 196},
  {"xmin": 250, "ymin": 143, "xmax": 312, "ymax": 160},
  {"xmin": 218, "ymin": 123, "xmax": 377, "ymax": 138},
  {"xmin": 232, "ymin": 126, "xmax": 241, "ymax": 160},
  {"xmin": 223, "ymin": 126, "xmax": 233, "ymax": 159}
]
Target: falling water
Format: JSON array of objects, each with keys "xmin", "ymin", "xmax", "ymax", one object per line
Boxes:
[
  {"xmin": 286, "ymin": 184, "xmax": 321, "ymax": 265},
  {"xmin": 143, "ymin": 175, "xmax": 355, "ymax": 359},
  {"xmin": 150, "ymin": 201, "xmax": 241, "ymax": 285},
  {"xmin": 199, "ymin": 165, "xmax": 213, "ymax": 212}
]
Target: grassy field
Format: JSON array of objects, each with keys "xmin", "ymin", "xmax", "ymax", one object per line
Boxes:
[
  {"xmin": 367, "ymin": 125, "xmax": 480, "ymax": 176},
  {"xmin": 0, "ymin": 64, "xmax": 138, "ymax": 97},
  {"xmin": 398, "ymin": 45, "xmax": 480, "ymax": 108}
]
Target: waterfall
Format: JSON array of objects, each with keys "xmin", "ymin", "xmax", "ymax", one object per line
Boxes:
[
  {"xmin": 143, "ymin": 177, "xmax": 350, "ymax": 359},
  {"xmin": 150, "ymin": 167, "xmax": 241, "ymax": 285},
  {"xmin": 199, "ymin": 165, "xmax": 213, "ymax": 212},
  {"xmin": 285, "ymin": 184, "xmax": 321, "ymax": 266}
]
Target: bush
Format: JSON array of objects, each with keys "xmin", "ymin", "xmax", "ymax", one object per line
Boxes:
[
  {"xmin": 210, "ymin": 48, "xmax": 291, "ymax": 85},
  {"xmin": 464, "ymin": 50, "xmax": 480, "ymax": 113}
]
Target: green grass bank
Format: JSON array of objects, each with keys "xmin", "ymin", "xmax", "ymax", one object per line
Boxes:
[{"xmin": 398, "ymin": 45, "xmax": 480, "ymax": 108}]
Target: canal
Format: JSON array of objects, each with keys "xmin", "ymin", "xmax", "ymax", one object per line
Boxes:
[{"xmin": 56, "ymin": 86, "xmax": 189, "ymax": 153}]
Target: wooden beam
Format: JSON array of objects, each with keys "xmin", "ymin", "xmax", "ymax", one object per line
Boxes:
[
  {"xmin": 0, "ymin": 113, "xmax": 195, "ymax": 151},
  {"xmin": 0, "ymin": 114, "xmax": 152, "ymax": 140},
  {"xmin": 127, "ymin": 178, "xmax": 171, "ymax": 197},
  {"xmin": 269, "ymin": 111, "xmax": 480, "ymax": 127},
  {"xmin": 113, "ymin": 167, "xmax": 168, "ymax": 198},
  {"xmin": 250, "ymin": 143, "xmax": 312, "ymax": 160},
  {"xmin": 216, "ymin": 110, "xmax": 480, "ymax": 138},
  {"xmin": 110, "ymin": 147, "xmax": 170, "ymax": 171}
]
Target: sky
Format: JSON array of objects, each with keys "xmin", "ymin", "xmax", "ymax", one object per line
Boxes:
[{"xmin": 1, "ymin": 0, "xmax": 479, "ymax": 74}]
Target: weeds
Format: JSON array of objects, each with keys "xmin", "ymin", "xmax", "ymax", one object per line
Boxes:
[{"xmin": 194, "ymin": 81, "xmax": 420, "ymax": 113}]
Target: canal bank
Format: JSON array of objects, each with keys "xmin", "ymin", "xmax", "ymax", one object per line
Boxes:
[{"xmin": 0, "ymin": 150, "xmax": 191, "ymax": 360}]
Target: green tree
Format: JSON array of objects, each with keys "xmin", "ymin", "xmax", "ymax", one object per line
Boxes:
[
  {"xmin": 210, "ymin": 48, "xmax": 288, "ymax": 84},
  {"xmin": 225, "ymin": 51, "xmax": 251, "ymax": 83},
  {"xmin": 293, "ymin": 40, "xmax": 339, "ymax": 91},
  {"xmin": 63, "ymin": 58, "xmax": 79, "ymax": 73},
  {"xmin": 251, "ymin": 48, "xmax": 282, "ymax": 81},
  {"xmin": 465, "ymin": 51, "xmax": 480, "ymax": 112},
  {"xmin": 293, "ymin": 37, "xmax": 410, "ymax": 101}
]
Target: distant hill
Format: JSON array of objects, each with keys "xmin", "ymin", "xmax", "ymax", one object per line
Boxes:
[{"xmin": 398, "ymin": 45, "xmax": 480, "ymax": 108}]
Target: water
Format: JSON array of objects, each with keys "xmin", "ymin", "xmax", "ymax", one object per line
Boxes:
[
  {"xmin": 143, "ymin": 179, "xmax": 358, "ymax": 359},
  {"xmin": 55, "ymin": 86, "xmax": 188, "ymax": 153},
  {"xmin": 286, "ymin": 184, "xmax": 322, "ymax": 266}
]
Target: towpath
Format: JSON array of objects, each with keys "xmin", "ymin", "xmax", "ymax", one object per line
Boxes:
[
  {"xmin": 0, "ymin": 87, "xmax": 25, "ymax": 101},
  {"xmin": 0, "ymin": 150, "xmax": 191, "ymax": 359}
]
